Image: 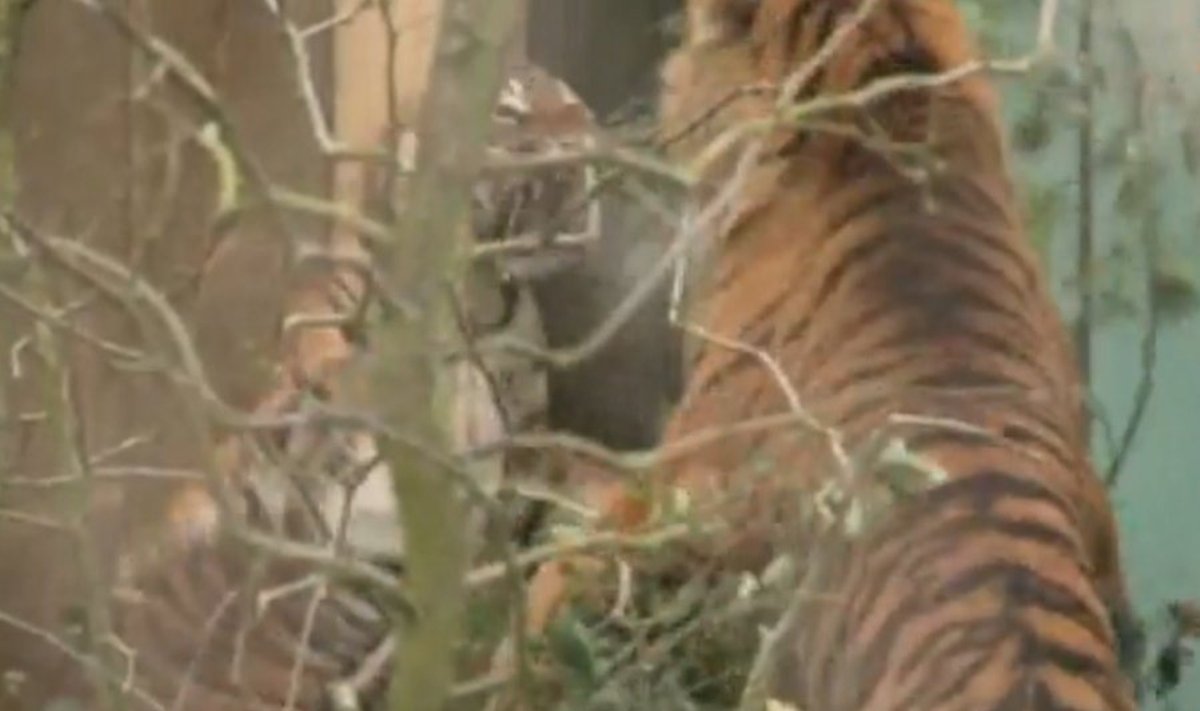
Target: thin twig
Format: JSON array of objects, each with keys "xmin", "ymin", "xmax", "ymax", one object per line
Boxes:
[
  {"xmin": 74, "ymin": 0, "xmax": 305, "ymax": 256},
  {"xmin": 283, "ymin": 582, "xmax": 330, "ymax": 711},
  {"xmin": 0, "ymin": 608, "xmax": 167, "ymax": 711},
  {"xmin": 776, "ymin": 0, "xmax": 886, "ymax": 106},
  {"xmin": 468, "ymin": 411, "xmax": 814, "ymax": 474},
  {"xmin": 260, "ymin": 0, "xmax": 345, "ymax": 154},
  {"xmin": 60, "ymin": 362, "xmax": 129, "ymax": 711},
  {"xmin": 0, "ymin": 284, "xmax": 147, "ymax": 366},
  {"xmin": 1075, "ymin": 0, "xmax": 1096, "ymax": 438},
  {"xmin": 0, "ymin": 507, "xmax": 72, "ymax": 531},
  {"xmin": 166, "ymin": 590, "xmax": 240, "ymax": 711},
  {"xmin": 3, "ymin": 212, "xmax": 306, "ymax": 433},
  {"xmin": 480, "ymin": 142, "xmax": 692, "ymax": 189},
  {"xmin": 1106, "ymin": 215, "xmax": 1160, "ymax": 488},
  {"xmin": 688, "ymin": 11, "xmax": 1061, "ymax": 181},
  {"xmin": 465, "ymin": 521, "xmax": 712, "ymax": 589},
  {"xmin": 329, "ymin": 635, "xmax": 396, "ymax": 707},
  {"xmin": 1, "ymin": 466, "xmax": 205, "ymax": 489}
]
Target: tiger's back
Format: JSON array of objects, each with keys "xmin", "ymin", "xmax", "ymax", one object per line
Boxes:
[{"xmin": 652, "ymin": 0, "xmax": 1139, "ymax": 709}]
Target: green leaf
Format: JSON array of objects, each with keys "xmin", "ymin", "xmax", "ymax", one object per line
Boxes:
[
  {"xmin": 546, "ymin": 613, "xmax": 600, "ymax": 689},
  {"xmin": 1013, "ymin": 97, "xmax": 1054, "ymax": 153},
  {"xmin": 1023, "ymin": 182, "xmax": 1062, "ymax": 260},
  {"xmin": 1151, "ymin": 262, "xmax": 1200, "ymax": 322}
]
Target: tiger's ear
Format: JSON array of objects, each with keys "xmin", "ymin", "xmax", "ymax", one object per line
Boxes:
[{"xmin": 688, "ymin": 0, "xmax": 761, "ymax": 45}]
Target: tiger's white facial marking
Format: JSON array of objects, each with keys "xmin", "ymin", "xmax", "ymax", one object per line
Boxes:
[
  {"xmin": 689, "ymin": 0, "xmax": 761, "ymax": 46},
  {"xmin": 495, "ymin": 77, "xmax": 532, "ymax": 124}
]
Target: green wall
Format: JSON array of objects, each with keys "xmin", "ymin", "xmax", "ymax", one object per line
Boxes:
[{"xmin": 970, "ymin": 0, "xmax": 1200, "ymax": 705}]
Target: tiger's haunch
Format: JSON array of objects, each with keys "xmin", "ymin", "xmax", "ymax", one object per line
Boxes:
[{"xmin": 650, "ymin": 1, "xmax": 1140, "ymax": 709}]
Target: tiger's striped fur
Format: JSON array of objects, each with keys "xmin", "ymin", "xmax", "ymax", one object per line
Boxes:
[
  {"xmin": 100, "ymin": 428, "xmax": 395, "ymax": 711},
  {"xmin": 522, "ymin": 0, "xmax": 1142, "ymax": 709}
]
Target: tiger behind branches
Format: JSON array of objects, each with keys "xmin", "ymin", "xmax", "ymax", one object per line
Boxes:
[
  {"xmin": 2, "ymin": 61, "xmax": 589, "ymax": 711},
  {"xmin": 520, "ymin": 0, "xmax": 1143, "ymax": 709}
]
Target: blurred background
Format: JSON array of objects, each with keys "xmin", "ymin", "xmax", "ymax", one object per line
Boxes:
[{"xmin": 0, "ymin": 0, "xmax": 1197, "ymax": 707}]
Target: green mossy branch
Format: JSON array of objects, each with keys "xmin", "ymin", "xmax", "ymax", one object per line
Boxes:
[{"xmin": 373, "ymin": 2, "xmax": 523, "ymax": 710}]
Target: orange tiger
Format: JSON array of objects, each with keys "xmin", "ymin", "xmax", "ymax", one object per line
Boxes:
[{"xmin": 520, "ymin": 0, "xmax": 1143, "ymax": 709}]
